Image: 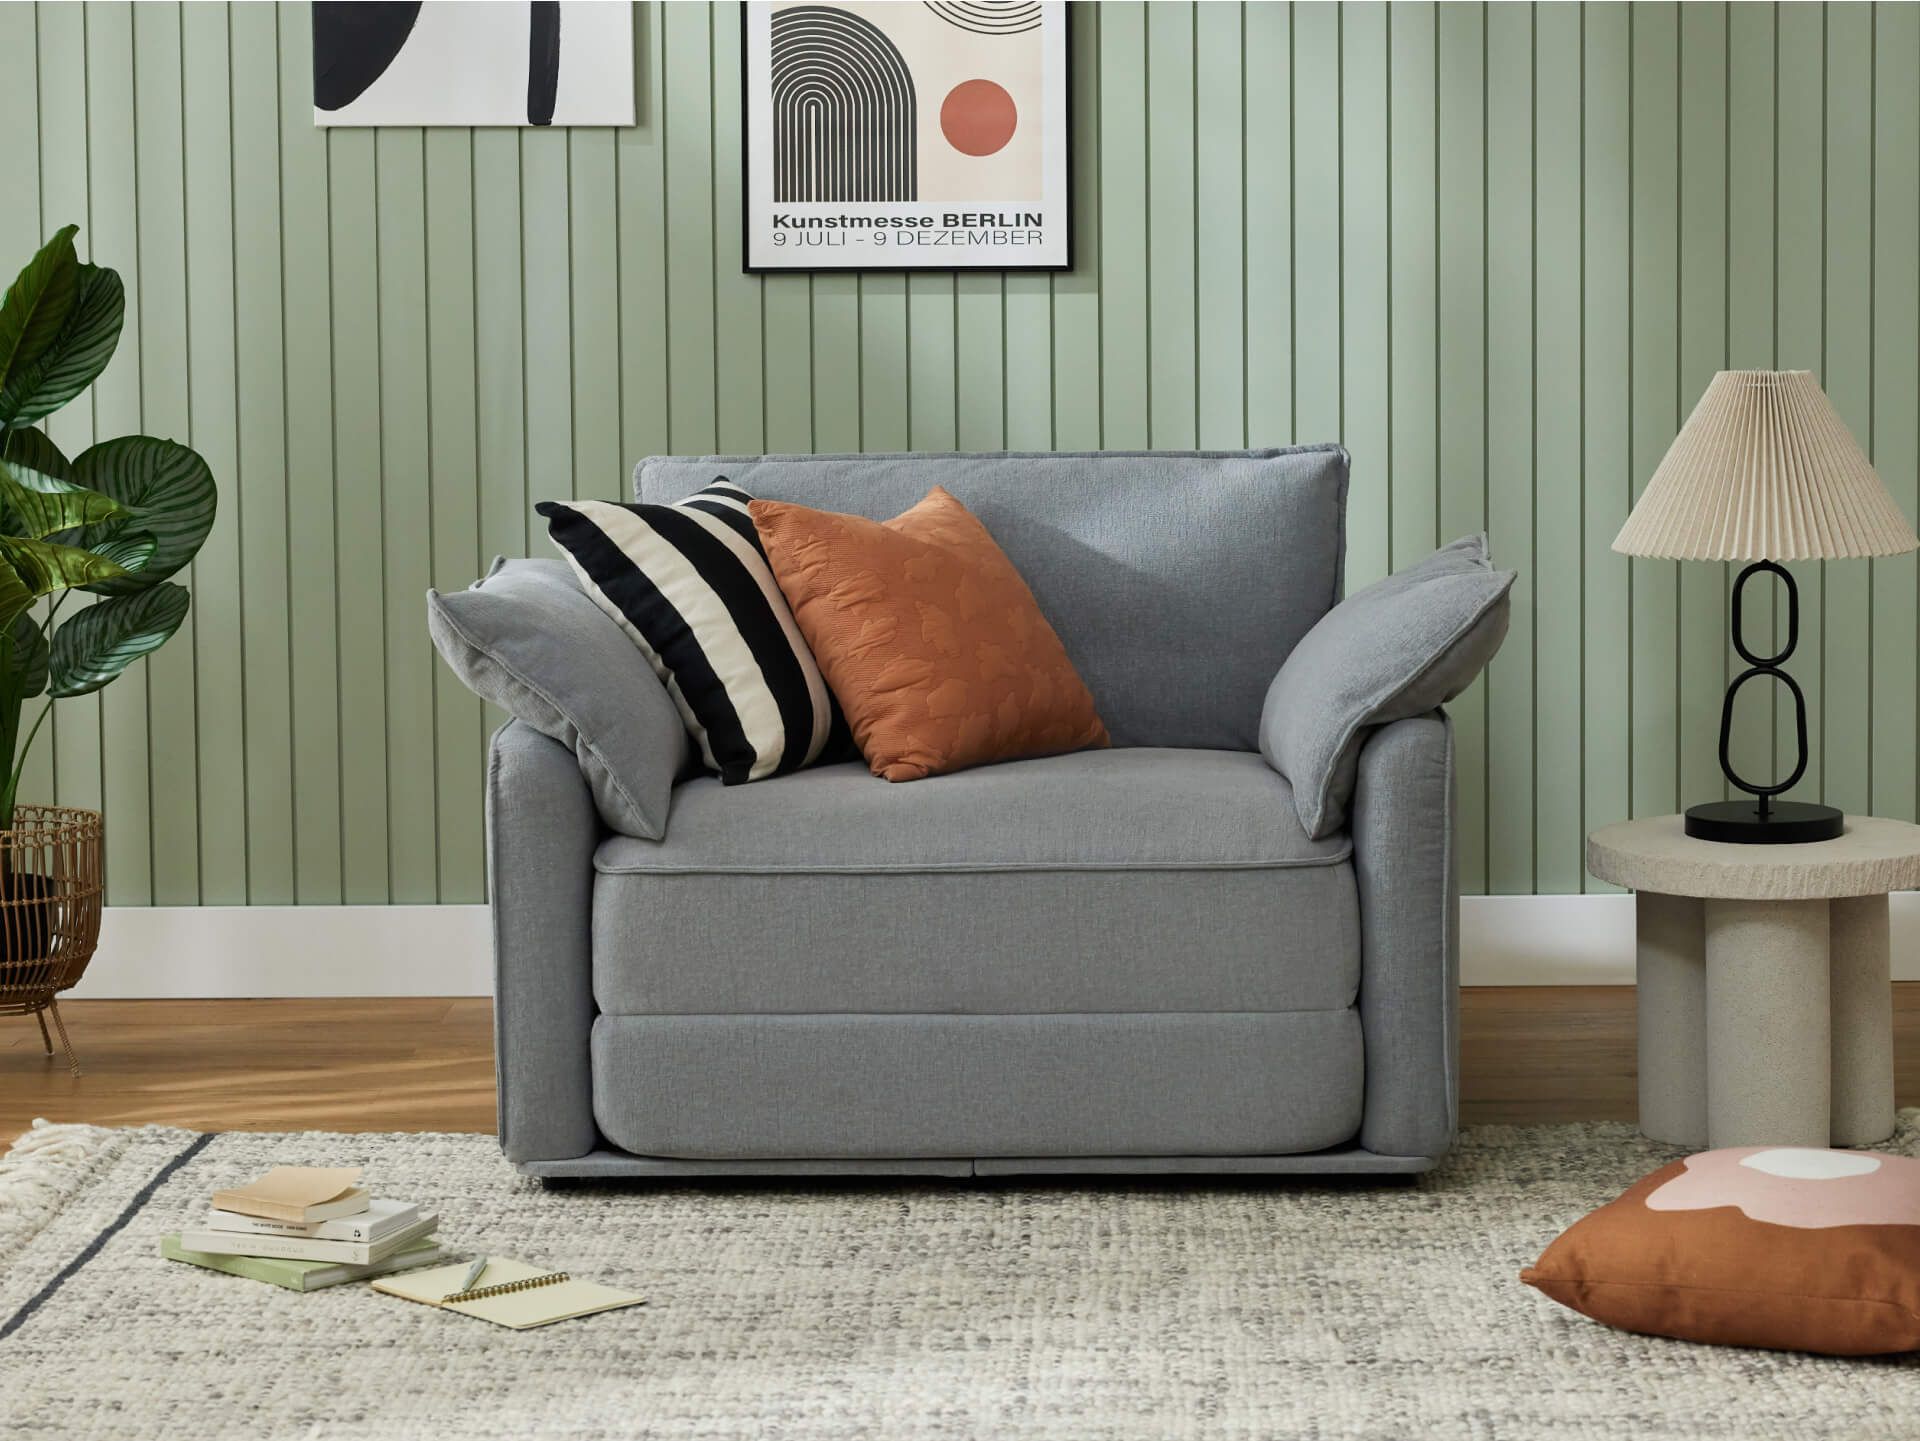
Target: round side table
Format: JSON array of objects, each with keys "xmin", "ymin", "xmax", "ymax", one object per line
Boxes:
[{"xmin": 1587, "ymin": 814, "xmax": 1920, "ymax": 1150}]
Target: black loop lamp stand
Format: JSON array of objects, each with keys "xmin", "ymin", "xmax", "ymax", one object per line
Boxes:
[{"xmin": 1684, "ymin": 560, "xmax": 1844, "ymax": 844}]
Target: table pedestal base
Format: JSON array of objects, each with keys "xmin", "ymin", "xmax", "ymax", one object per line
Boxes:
[{"xmin": 1635, "ymin": 891, "xmax": 1895, "ymax": 1149}]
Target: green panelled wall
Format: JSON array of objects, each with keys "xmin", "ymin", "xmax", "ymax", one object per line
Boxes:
[{"xmin": 2, "ymin": 1, "xmax": 1916, "ymax": 905}]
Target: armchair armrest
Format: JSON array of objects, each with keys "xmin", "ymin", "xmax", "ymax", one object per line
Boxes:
[
  {"xmin": 1350, "ymin": 710, "xmax": 1458, "ymax": 1163},
  {"xmin": 488, "ymin": 719, "xmax": 602, "ymax": 1163}
]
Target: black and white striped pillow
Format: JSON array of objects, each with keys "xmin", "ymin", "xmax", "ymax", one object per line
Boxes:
[{"xmin": 536, "ymin": 480, "xmax": 833, "ymax": 784}]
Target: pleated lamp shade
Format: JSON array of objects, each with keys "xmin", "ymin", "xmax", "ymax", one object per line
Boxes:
[{"xmin": 1613, "ymin": 370, "xmax": 1919, "ymax": 561}]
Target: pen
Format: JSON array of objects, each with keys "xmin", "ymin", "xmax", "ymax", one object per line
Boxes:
[{"xmin": 457, "ymin": 1257, "xmax": 487, "ymax": 1295}]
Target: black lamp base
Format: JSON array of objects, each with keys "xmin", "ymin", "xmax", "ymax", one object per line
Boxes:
[
  {"xmin": 1684, "ymin": 799, "xmax": 1844, "ymax": 844},
  {"xmin": 1700, "ymin": 560, "xmax": 1844, "ymax": 845}
]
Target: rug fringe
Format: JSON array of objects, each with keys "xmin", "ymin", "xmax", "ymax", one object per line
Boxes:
[{"xmin": 0, "ymin": 1119, "xmax": 120, "ymax": 1248}]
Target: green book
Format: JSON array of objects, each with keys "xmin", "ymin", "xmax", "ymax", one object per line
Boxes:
[{"xmin": 162, "ymin": 1233, "xmax": 446, "ymax": 1292}]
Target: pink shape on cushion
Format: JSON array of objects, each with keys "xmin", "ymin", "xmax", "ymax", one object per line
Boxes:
[{"xmin": 1645, "ymin": 1147, "xmax": 1920, "ymax": 1229}]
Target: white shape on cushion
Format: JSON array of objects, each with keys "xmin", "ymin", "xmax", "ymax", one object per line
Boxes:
[{"xmin": 1738, "ymin": 1148, "xmax": 1882, "ymax": 1180}]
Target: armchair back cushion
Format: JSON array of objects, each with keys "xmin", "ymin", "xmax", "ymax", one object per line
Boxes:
[{"xmin": 636, "ymin": 448, "xmax": 1349, "ymax": 751}]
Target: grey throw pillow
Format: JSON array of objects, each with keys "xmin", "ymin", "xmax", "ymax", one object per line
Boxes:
[
  {"xmin": 1260, "ymin": 534, "xmax": 1514, "ymax": 839},
  {"xmin": 427, "ymin": 558, "xmax": 690, "ymax": 839}
]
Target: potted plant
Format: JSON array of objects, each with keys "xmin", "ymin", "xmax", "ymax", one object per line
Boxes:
[{"xmin": 0, "ymin": 224, "xmax": 216, "ymax": 1073}]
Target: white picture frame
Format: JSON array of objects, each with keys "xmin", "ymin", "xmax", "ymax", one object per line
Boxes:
[{"xmin": 314, "ymin": 1, "xmax": 635, "ymax": 129}]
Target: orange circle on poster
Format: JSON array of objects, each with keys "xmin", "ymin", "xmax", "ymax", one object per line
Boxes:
[{"xmin": 940, "ymin": 79, "xmax": 1018, "ymax": 157}]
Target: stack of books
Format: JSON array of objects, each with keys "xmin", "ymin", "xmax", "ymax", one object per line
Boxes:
[{"xmin": 161, "ymin": 1165, "xmax": 445, "ymax": 1292}]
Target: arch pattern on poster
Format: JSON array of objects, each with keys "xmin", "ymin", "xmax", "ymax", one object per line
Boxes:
[{"xmin": 771, "ymin": 6, "xmax": 919, "ymax": 202}]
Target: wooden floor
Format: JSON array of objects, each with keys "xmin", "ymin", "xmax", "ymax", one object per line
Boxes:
[{"xmin": 6, "ymin": 987, "xmax": 1920, "ymax": 1147}]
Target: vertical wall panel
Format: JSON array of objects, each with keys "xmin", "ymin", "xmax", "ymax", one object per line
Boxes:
[
  {"xmin": 375, "ymin": 132, "xmax": 437, "ymax": 904},
  {"xmin": 664, "ymin": 2, "xmax": 718, "ymax": 456},
  {"xmin": 1774, "ymin": 3, "xmax": 1825, "ymax": 808},
  {"xmin": 907, "ymin": 275, "xmax": 958, "ymax": 451},
  {"xmin": 6, "ymin": 5, "xmax": 51, "ymax": 828},
  {"xmin": 182, "ymin": 2, "xmax": 248, "ymax": 904},
  {"xmin": 132, "ymin": 1, "xmax": 198, "ymax": 905},
  {"xmin": 1050, "ymin": 3, "xmax": 1101, "ymax": 450},
  {"xmin": 954, "ymin": 275, "xmax": 1004, "ymax": 449},
  {"xmin": 13, "ymin": 2, "xmax": 1918, "ymax": 903},
  {"xmin": 1582, "ymin": 3, "xmax": 1632, "ymax": 887},
  {"xmin": 862, "ymin": 275, "xmax": 910, "ymax": 452},
  {"xmin": 1822, "ymin": 6, "xmax": 1874, "ymax": 819},
  {"xmin": 1340, "ymin": 2, "xmax": 1389, "ymax": 589},
  {"xmin": 327, "ymin": 126, "xmax": 388, "ymax": 904},
  {"xmin": 569, "ymin": 129, "xmax": 623, "ymax": 493},
  {"xmin": 276, "ymin": 6, "xmax": 342, "ymax": 903},
  {"xmin": 1004, "ymin": 276, "xmax": 1052, "ymax": 449},
  {"xmin": 710, "ymin": 4, "xmax": 765, "ymax": 456},
  {"xmin": 1437, "ymin": 2, "xmax": 1487, "ymax": 895},
  {"xmin": 1723, "ymin": 1, "xmax": 1777, "ymax": 800},
  {"xmin": 35, "ymin": 2, "xmax": 88, "ymax": 831},
  {"xmin": 1386, "ymin": 4, "xmax": 1435, "ymax": 580},
  {"xmin": 1291, "ymin": 4, "xmax": 1342, "ymax": 463},
  {"xmin": 1243, "ymin": 1, "xmax": 1291, "ymax": 446},
  {"xmin": 0, "ymin": 7, "xmax": 41, "ymax": 279},
  {"xmin": 231, "ymin": 2, "xmax": 296, "ymax": 904},
  {"xmin": 1193, "ymin": 3, "xmax": 1243, "ymax": 450},
  {"xmin": 810, "ymin": 276, "xmax": 861, "ymax": 452},
  {"xmin": 424, "ymin": 129, "xmax": 484, "ymax": 903},
  {"xmin": 1629, "ymin": 4, "xmax": 1679, "ymax": 822},
  {"xmin": 1484, "ymin": 1, "xmax": 1535, "ymax": 893},
  {"xmin": 470, "ymin": 125, "xmax": 525, "ymax": 758},
  {"xmin": 1097, "ymin": 3, "xmax": 1147, "ymax": 449},
  {"xmin": 1675, "ymin": 3, "xmax": 1729, "ymax": 813},
  {"xmin": 1533, "ymin": 3, "xmax": 1584, "ymax": 895},
  {"xmin": 1872, "ymin": 3, "xmax": 1920, "ymax": 823},
  {"xmin": 1145, "ymin": 2, "xmax": 1197, "ymax": 450},
  {"xmin": 616, "ymin": 4, "xmax": 669, "ymax": 467}
]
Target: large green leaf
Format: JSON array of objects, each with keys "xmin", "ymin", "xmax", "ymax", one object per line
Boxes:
[
  {"xmin": 67, "ymin": 436, "xmax": 216, "ymax": 595},
  {"xmin": 9, "ymin": 612, "xmax": 47, "ymax": 699},
  {"xmin": 0, "ymin": 227, "xmax": 80, "ymax": 396},
  {"xmin": 0, "ymin": 557, "xmax": 33, "ymax": 634},
  {"xmin": 86, "ymin": 531, "xmax": 157, "ymax": 577},
  {"xmin": 0, "ymin": 427, "xmax": 73, "ymax": 536},
  {"xmin": 48, "ymin": 582, "xmax": 189, "ymax": 698},
  {"xmin": 0, "ymin": 463, "xmax": 127, "ymax": 539},
  {"xmin": 0, "ymin": 534, "xmax": 129, "ymax": 597},
  {"xmin": 0, "ymin": 264, "xmax": 123, "ymax": 428},
  {"xmin": 0, "ymin": 426, "xmax": 72, "ymax": 482}
]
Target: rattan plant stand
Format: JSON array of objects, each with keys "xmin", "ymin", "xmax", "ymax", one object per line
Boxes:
[{"xmin": 0, "ymin": 805, "xmax": 104, "ymax": 1076}]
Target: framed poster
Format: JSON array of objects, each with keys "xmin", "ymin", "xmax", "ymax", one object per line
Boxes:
[
  {"xmin": 313, "ymin": 1, "xmax": 635, "ymax": 128},
  {"xmin": 742, "ymin": 2, "xmax": 1071, "ymax": 272}
]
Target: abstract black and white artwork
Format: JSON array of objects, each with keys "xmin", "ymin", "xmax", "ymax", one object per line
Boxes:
[
  {"xmin": 742, "ymin": 2, "xmax": 1070, "ymax": 270},
  {"xmin": 313, "ymin": 1, "xmax": 634, "ymax": 128}
]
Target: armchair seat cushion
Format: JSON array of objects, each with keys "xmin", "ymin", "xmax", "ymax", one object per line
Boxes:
[{"xmin": 591, "ymin": 748, "xmax": 1359, "ymax": 1015}]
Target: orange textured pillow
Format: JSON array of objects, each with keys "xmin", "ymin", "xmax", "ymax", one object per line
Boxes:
[
  {"xmin": 748, "ymin": 487, "xmax": 1110, "ymax": 782},
  {"xmin": 1522, "ymin": 1145, "xmax": 1920, "ymax": 1355}
]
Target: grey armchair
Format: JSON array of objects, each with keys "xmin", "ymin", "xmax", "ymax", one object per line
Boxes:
[{"xmin": 487, "ymin": 448, "xmax": 1459, "ymax": 1179}]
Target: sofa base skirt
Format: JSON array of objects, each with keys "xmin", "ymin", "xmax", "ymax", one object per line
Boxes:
[
  {"xmin": 517, "ymin": 1147, "xmax": 1435, "ymax": 1180},
  {"xmin": 588, "ymin": 1010, "xmax": 1364, "ymax": 1161}
]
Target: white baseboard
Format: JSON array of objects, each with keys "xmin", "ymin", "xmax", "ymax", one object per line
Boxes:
[
  {"xmin": 1461, "ymin": 892, "xmax": 1920, "ymax": 985},
  {"xmin": 60, "ymin": 893, "xmax": 1920, "ymax": 998},
  {"xmin": 71, "ymin": 905, "xmax": 494, "ymax": 999}
]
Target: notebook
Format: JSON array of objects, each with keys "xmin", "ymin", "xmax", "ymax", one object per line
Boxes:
[{"xmin": 371, "ymin": 1257, "xmax": 645, "ymax": 1330}]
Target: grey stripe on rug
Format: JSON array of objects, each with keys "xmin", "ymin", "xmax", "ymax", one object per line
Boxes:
[{"xmin": 2, "ymin": 1116, "xmax": 1917, "ymax": 1440}]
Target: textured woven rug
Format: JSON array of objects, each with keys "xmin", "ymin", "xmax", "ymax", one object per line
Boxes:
[{"xmin": 3, "ymin": 1117, "xmax": 1917, "ymax": 1440}]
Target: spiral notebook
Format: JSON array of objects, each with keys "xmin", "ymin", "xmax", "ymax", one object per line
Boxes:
[{"xmin": 371, "ymin": 1257, "xmax": 645, "ymax": 1329}]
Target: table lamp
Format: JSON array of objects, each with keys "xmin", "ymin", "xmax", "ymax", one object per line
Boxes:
[{"xmin": 1614, "ymin": 370, "xmax": 1919, "ymax": 844}]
